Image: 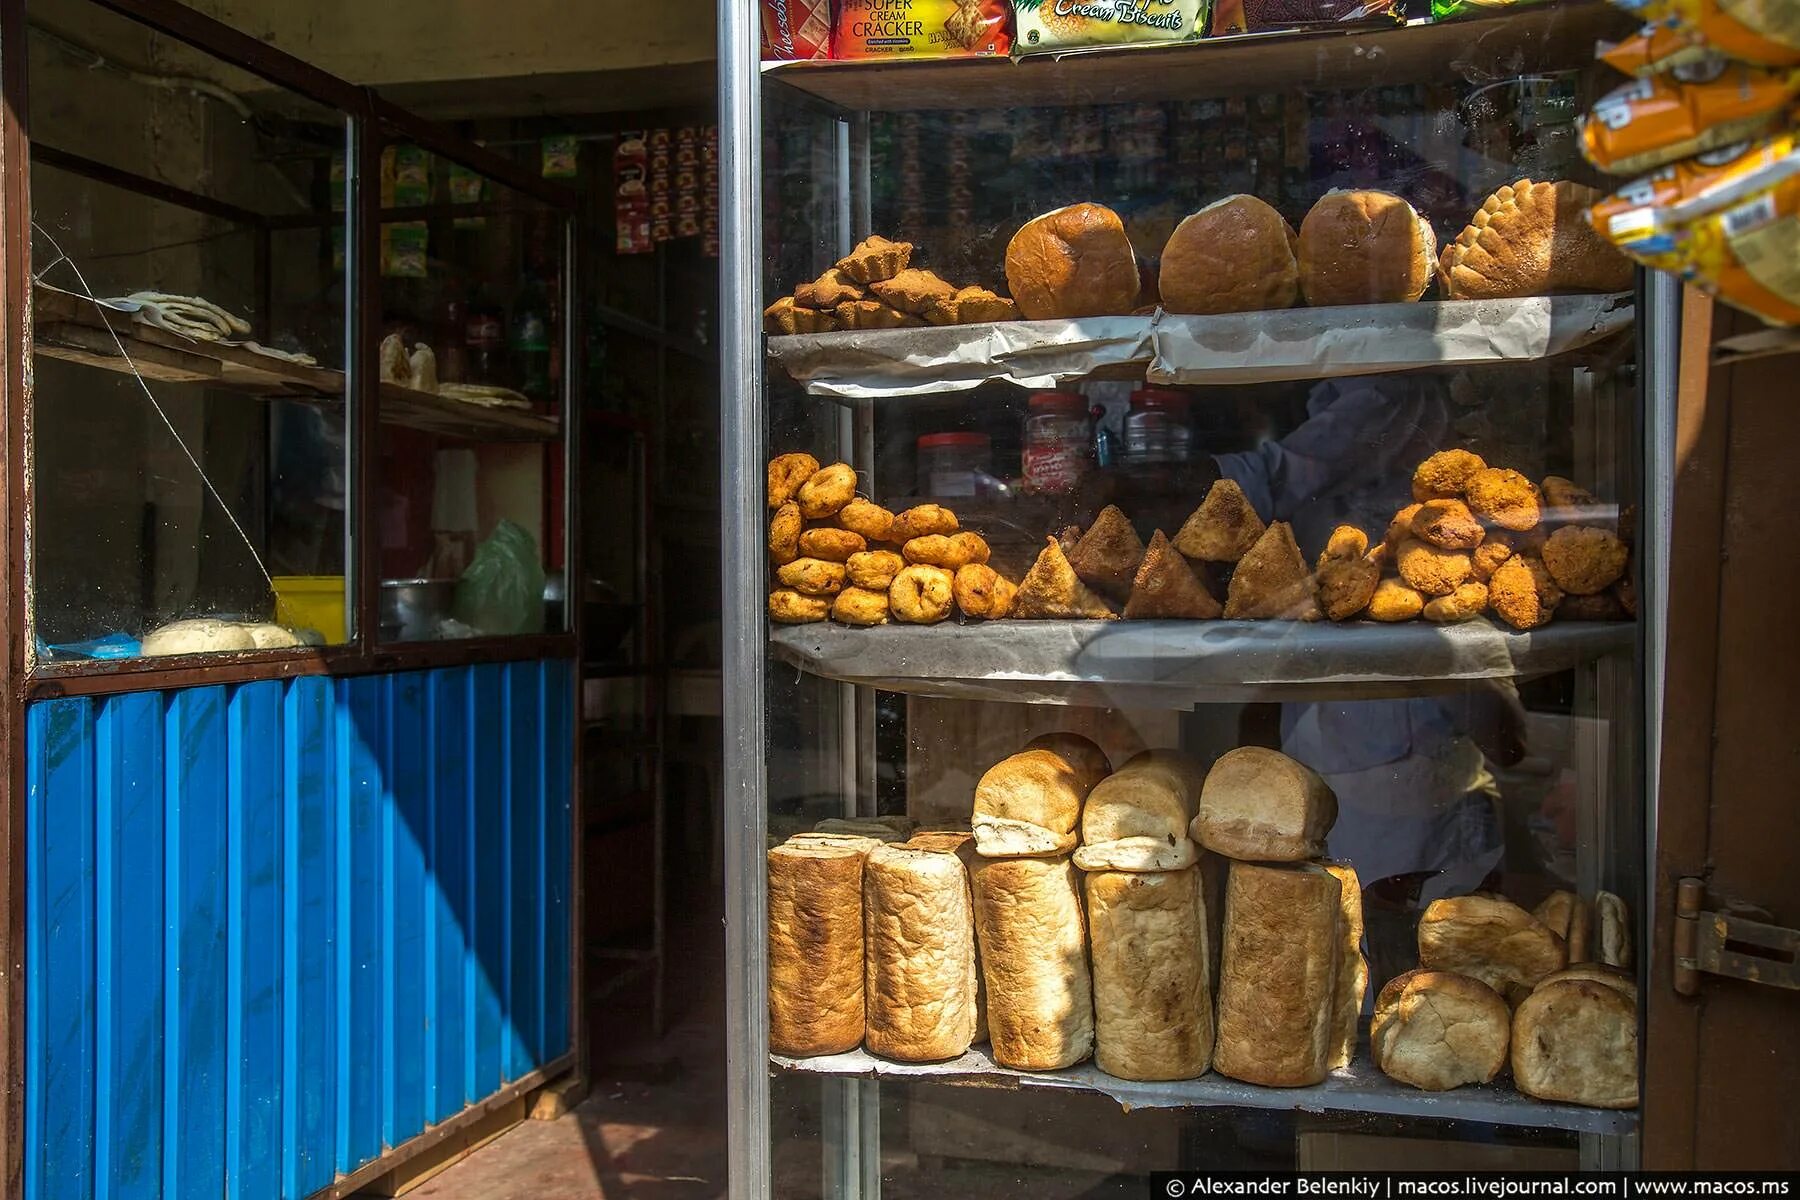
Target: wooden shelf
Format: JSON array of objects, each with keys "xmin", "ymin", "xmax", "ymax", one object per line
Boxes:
[
  {"xmin": 772, "ymin": 1042, "xmax": 1637, "ymax": 1136},
  {"xmin": 32, "ymin": 283, "xmax": 559, "ymax": 443},
  {"xmin": 770, "ymin": 619, "xmax": 1633, "ymax": 708},
  {"xmin": 762, "ymin": 4, "xmax": 1632, "ymax": 112}
]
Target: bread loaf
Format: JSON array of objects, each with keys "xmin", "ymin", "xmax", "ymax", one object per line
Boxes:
[
  {"xmin": 1533, "ymin": 890, "xmax": 1592, "ymax": 964},
  {"xmin": 863, "ymin": 845, "xmax": 979, "ymax": 1062},
  {"xmin": 1079, "ymin": 749, "xmax": 1205, "ymax": 872},
  {"xmin": 1086, "ymin": 867, "xmax": 1214, "ymax": 1081},
  {"xmin": 1297, "ymin": 190, "xmax": 1437, "ymax": 307},
  {"xmin": 905, "ymin": 832, "xmax": 989, "ymax": 1044},
  {"xmin": 1023, "ymin": 731, "xmax": 1113, "ymax": 793},
  {"xmin": 1418, "ymin": 895, "xmax": 1567, "ymax": 991},
  {"xmin": 1537, "ymin": 963, "xmax": 1636, "ymax": 999},
  {"xmin": 1004, "ymin": 203, "xmax": 1141, "ymax": 320},
  {"xmin": 1371, "ymin": 970, "xmax": 1510, "ymax": 1091},
  {"xmin": 969, "ymin": 856, "xmax": 1094, "ymax": 1070},
  {"xmin": 1159, "ymin": 195, "xmax": 1299, "ymax": 315},
  {"xmin": 1511, "ymin": 979, "xmax": 1639, "ymax": 1109},
  {"xmin": 1192, "ymin": 746, "xmax": 1337, "ymax": 862},
  {"xmin": 1213, "ymin": 861, "xmax": 1340, "ymax": 1087},
  {"xmin": 768, "ymin": 843, "xmax": 867, "ymax": 1056},
  {"xmin": 972, "ymin": 748, "xmax": 1093, "ymax": 858},
  {"xmin": 1596, "ymin": 890, "xmax": 1633, "ymax": 968},
  {"xmin": 1321, "ymin": 861, "xmax": 1367, "ymax": 1072}
]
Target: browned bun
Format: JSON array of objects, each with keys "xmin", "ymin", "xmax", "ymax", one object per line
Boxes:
[
  {"xmin": 1159, "ymin": 195, "xmax": 1300, "ymax": 315},
  {"xmin": 1297, "ymin": 189, "xmax": 1437, "ymax": 307},
  {"xmin": 1005, "ymin": 203, "xmax": 1142, "ymax": 321}
]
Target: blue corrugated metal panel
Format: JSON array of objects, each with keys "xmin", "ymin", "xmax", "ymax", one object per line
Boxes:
[{"xmin": 24, "ymin": 660, "xmax": 575, "ymax": 1200}]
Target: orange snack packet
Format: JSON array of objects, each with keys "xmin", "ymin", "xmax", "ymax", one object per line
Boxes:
[
  {"xmin": 1598, "ymin": 25, "xmax": 1777, "ymax": 76},
  {"xmin": 833, "ymin": 0, "xmax": 1011, "ymax": 58},
  {"xmin": 1581, "ymin": 63, "xmax": 1800, "ymax": 175},
  {"xmin": 1680, "ymin": 172, "xmax": 1800, "ymax": 324},
  {"xmin": 1607, "ymin": 0, "xmax": 1800, "ymax": 68},
  {"xmin": 1588, "ymin": 134, "xmax": 1800, "ymax": 269}
]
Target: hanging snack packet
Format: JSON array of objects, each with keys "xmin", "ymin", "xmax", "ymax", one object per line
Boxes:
[
  {"xmin": 1680, "ymin": 171, "xmax": 1800, "ymax": 323},
  {"xmin": 762, "ymin": 0, "xmax": 832, "ymax": 59},
  {"xmin": 1588, "ymin": 135, "xmax": 1800, "ymax": 267},
  {"xmin": 1606, "ymin": 0, "xmax": 1800, "ymax": 68},
  {"xmin": 835, "ymin": 0, "xmax": 1010, "ymax": 57},
  {"xmin": 1581, "ymin": 63, "xmax": 1800, "ymax": 174},
  {"xmin": 1016, "ymin": 0, "xmax": 1206, "ymax": 51},
  {"xmin": 1600, "ymin": 25, "xmax": 1743, "ymax": 75},
  {"xmin": 1212, "ymin": 0, "xmax": 1395, "ymax": 35}
]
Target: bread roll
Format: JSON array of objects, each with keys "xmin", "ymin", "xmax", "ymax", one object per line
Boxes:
[
  {"xmin": 1213, "ymin": 862, "xmax": 1341, "ymax": 1087},
  {"xmin": 1511, "ymin": 979, "xmax": 1639, "ymax": 1109},
  {"xmin": 1596, "ymin": 890, "xmax": 1633, "ymax": 968},
  {"xmin": 1297, "ymin": 190, "xmax": 1437, "ymax": 307},
  {"xmin": 970, "ymin": 856, "xmax": 1094, "ymax": 1070},
  {"xmin": 1192, "ymin": 746, "xmax": 1337, "ymax": 862},
  {"xmin": 1533, "ymin": 890, "xmax": 1592, "ymax": 964},
  {"xmin": 1321, "ymin": 861, "xmax": 1367, "ymax": 1072},
  {"xmin": 1023, "ymin": 731, "xmax": 1113, "ymax": 793},
  {"xmin": 1086, "ymin": 867, "xmax": 1213, "ymax": 1081},
  {"xmin": 1538, "ymin": 964, "xmax": 1636, "ymax": 999},
  {"xmin": 1438, "ymin": 179, "xmax": 1634, "ymax": 301},
  {"xmin": 1158, "ymin": 195, "xmax": 1299, "ymax": 315},
  {"xmin": 768, "ymin": 843, "xmax": 867, "ymax": 1056},
  {"xmin": 1004, "ymin": 203, "xmax": 1141, "ymax": 320},
  {"xmin": 863, "ymin": 845, "xmax": 979, "ymax": 1062},
  {"xmin": 1418, "ymin": 895, "xmax": 1567, "ymax": 991},
  {"xmin": 1371, "ymin": 970, "xmax": 1510, "ymax": 1091},
  {"xmin": 972, "ymin": 748, "xmax": 1093, "ymax": 858},
  {"xmin": 1079, "ymin": 749, "xmax": 1205, "ymax": 871}
]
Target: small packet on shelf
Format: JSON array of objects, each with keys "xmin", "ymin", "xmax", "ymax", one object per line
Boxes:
[
  {"xmin": 1429, "ymin": 0, "xmax": 1549, "ymax": 20},
  {"xmin": 1606, "ymin": 0, "xmax": 1800, "ymax": 68},
  {"xmin": 836, "ymin": 0, "xmax": 1010, "ymax": 58},
  {"xmin": 762, "ymin": 0, "xmax": 831, "ymax": 59},
  {"xmin": 1211, "ymin": 0, "xmax": 1396, "ymax": 33},
  {"xmin": 1580, "ymin": 63, "xmax": 1800, "ymax": 174},
  {"xmin": 1016, "ymin": 0, "xmax": 1206, "ymax": 51}
]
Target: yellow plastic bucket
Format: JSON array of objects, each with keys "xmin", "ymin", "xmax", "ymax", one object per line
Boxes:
[{"xmin": 272, "ymin": 575, "xmax": 347, "ymax": 644}]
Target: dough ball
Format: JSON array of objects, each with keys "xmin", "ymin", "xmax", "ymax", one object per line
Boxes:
[
  {"xmin": 837, "ymin": 497, "xmax": 896, "ymax": 542},
  {"xmin": 847, "ymin": 549, "xmax": 905, "ymax": 591},
  {"xmin": 797, "ymin": 462, "xmax": 858, "ymax": 519},
  {"xmin": 954, "ymin": 563, "xmax": 1017, "ymax": 620},
  {"xmin": 832, "ymin": 586, "xmax": 890, "ymax": 626}
]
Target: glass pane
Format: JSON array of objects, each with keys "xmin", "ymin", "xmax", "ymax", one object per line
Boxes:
[
  {"xmin": 27, "ymin": 0, "xmax": 349, "ymax": 660},
  {"xmin": 756, "ymin": 8, "xmax": 1644, "ymax": 1185},
  {"xmin": 374, "ymin": 147, "xmax": 567, "ymax": 642}
]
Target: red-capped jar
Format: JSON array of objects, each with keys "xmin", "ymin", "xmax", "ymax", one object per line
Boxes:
[
  {"xmin": 915, "ymin": 431, "xmax": 991, "ymax": 498},
  {"xmin": 1022, "ymin": 391, "xmax": 1094, "ymax": 495}
]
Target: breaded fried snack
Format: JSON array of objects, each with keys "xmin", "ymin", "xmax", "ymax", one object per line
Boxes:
[
  {"xmin": 769, "ymin": 588, "xmax": 830, "ymax": 624},
  {"xmin": 835, "ymin": 235, "xmax": 913, "ymax": 285},
  {"xmin": 904, "ymin": 531, "xmax": 990, "ymax": 570},
  {"xmin": 925, "ymin": 285, "xmax": 1019, "ymax": 326},
  {"xmin": 1423, "ymin": 582, "xmax": 1489, "ymax": 623},
  {"xmin": 1173, "ymin": 479, "xmax": 1266, "ymax": 563},
  {"xmin": 1015, "ymin": 536, "xmax": 1118, "ymax": 620},
  {"xmin": 1542, "ymin": 526, "xmax": 1628, "ymax": 596},
  {"xmin": 764, "ymin": 295, "xmax": 836, "ymax": 335},
  {"xmin": 954, "ymin": 564, "xmax": 1017, "ymax": 620},
  {"xmin": 1321, "ymin": 525, "xmax": 1369, "ymax": 562},
  {"xmin": 837, "ymin": 497, "xmax": 896, "ymax": 543},
  {"xmin": 1466, "ymin": 468, "xmax": 1543, "ymax": 532},
  {"xmin": 832, "ymin": 586, "xmax": 891, "ymax": 626},
  {"xmin": 1225, "ymin": 522, "xmax": 1319, "ymax": 620},
  {"xmin": 847, "ymin": 550, "xmax": 906, "ymax": 591},
  {"xmin": 1412, "ymin": 449, "xmax": 1488, "ymax": 501},
  {"xmin": 1367, "ymin": 578, "xmax": 1426, "ymax": 622},
  {"xmin": 1386, "ymin": 502, "xmax": 1424, "ymax": 553},
  {"xmin": 1412, "ymin": 499, "xmax": 1485, "ymax": 550},
  {"xmin": 1396, "ymin": 538, "xmax": 1474, "ymax": 597},
  {"xmin": 889, "ymin": 503, "xmax": 959, "ymax": 542},
  {"xmin": 834, "ymin": 299, "xmax": 923, "ymax": 330},
  {"xmin": 1489, "ymin": 554, "xmax": 1563, "ymax": 630},
  {"xmin": 797, "ymin": 463, "xmax": 858, "ymax": 519},
  {"xmin": 1541, "ymin": 476, "xmax": 1606, "ymax": 529},
  {"xmin": 1068, "ymin": 505, "xmax": 1146, "ymax": 602},
  {"xmin": 769, "ymin": 452, "xmax": 821, "ymax": 509},
  {"xmin": 1472, "ymin": 533, "xmax": 1519, "ymax": 581},
  {"xmin": 770, "ymin": 501, "xmax": 803, "ymax": 565},
  {"xmin": 1124, "ymin": 530, "xmax": 1222, "ymax": 619},
  {"xmin": 889, "ymin": 564, "xmax": 956, "ymax": 624},
  {"xmin": 799, "ymin": 527, "xmax": 867, "ymax": 562},
  {"xmin": 1316, "ymin": 554, "xmax": 1380, "ymax": 621},
  {"xmin": 795, "ymin": 267, "xmax": 863, "ymax": 310},
  {"xmin": 777, "ymin": 557, "xmax": 847, "ymax": 596},
  {"xmin": 870, "ymin": 268, "xmax": 958, "ymax": 315}
]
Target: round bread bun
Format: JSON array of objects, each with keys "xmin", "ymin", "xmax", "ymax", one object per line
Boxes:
[
  {"xmin": 1297, "ymin": 189, "xmax": 1437, "ymax": 307},
  {"xmin": 1005, "ymin": 203, "xmax": 1142, "ymax": 321},
  {"xmin": 1372, "ymin": 969, "xmax": 1511, "ymax": 1091},
  {"xmin": 1158, "ymin": 195, "xmax": 1299, "ymax": 315}
]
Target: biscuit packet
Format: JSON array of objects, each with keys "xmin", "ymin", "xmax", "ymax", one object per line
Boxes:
[
  {"xmin": 761, "ymin": 0, "xmax": 832, "ymax": 59},
  {"xmin": 1680, "ymin": 171, "xmax": 1800, "ymax": 323},
  {"xmin": 1588, "ymin": 134, "xmax": 1800, "ymax": 268},
  {"xmin": 1606, "ymin": 0, "xmax": 1800, "ymax": 68},
  {"xmin": 834, "ymin": 0, "xmax": 1010, "ymax": 57},
  {"xmin": 1580, "ymin": 62, "xmax": 1800, "ymax": 174},
  {"xmin": 1015, "ymin": 0, "xmax": 1207, "ymax": 51}
]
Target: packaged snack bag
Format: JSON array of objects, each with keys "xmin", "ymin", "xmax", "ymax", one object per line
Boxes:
[
  {"xmin": 1430, "ymin": 0, "xmax": 1550, "ymax": 21},
  {"xmin": 762, "ymin": 0, "xmax": 832, "ymax": 60},
  {"xmin": 1681, "ymin": 172, "xmax": 1800, "ymax": 323},
  {"xmin": 1580, "ymin": 63, "xmax": 1800, "ymax": 174},
  {"xmin": 835, "ymin": 0, "xmax": 1011, "ymax": 57},
  {"xmin": 1016, "ymin": 0, "xmax": 1207, "ymax": 51},
  {"xmin": 1606, "ymin": 0, "xmax": 1800, "ymax": 68},
  {"xmin": 1214, "ymin": 0, "xmax": 1398, "ymax": 33}
]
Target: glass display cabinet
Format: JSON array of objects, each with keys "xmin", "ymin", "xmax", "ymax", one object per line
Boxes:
[{"xmin": 722, "ymin": 1, "xmax": 1676, "ymax": 1192}]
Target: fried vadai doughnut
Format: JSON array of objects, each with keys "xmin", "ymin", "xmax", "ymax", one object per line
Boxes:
[
  {"xmin": 1465, "ymin": 468, "xmax": 1543, "ymax": 532},
  {"xmin": 888, "ymin": 565, "xmax": 955, "ymax": 624},
  {"xmin": 1412, "ymin": 449, "xmax": 1488, "ymax": 501},
  {"xmin": 837, "ymin": 497, "xmax": 896, "ymax": 543},
  {"xmin": 953, "ymin": 564, "xmax": 1016, "ymax": 620},
  {"xmin": 903, "ymin": 532, "xmax": 990, "ymax": 570},
  {"xmin": 768, "ymin": 588, "xmax": 829, "ymax": 624},
  {"xmin": 1396, "ymin": 537, "xmax": 1474, "ymax": 597},
  {"xmin": 776, "ymin": 557, "xmax": 847, "ymax": 596},
  {"xmin": 769, "ymin": 501, "xmax": 803, "ymax": 565},
  {"xmin": 889, "ymin": 503, "xmax": 959, "ymax": 543},
  {"xmin": 831, "ymin": 586, "xmax": 890, "ymax": 626},
  {"xmin": 1423, "ymin": 581, "xmax": 1490, "ymax": 623},
  {"xmin": 1411, "ymin": 499, "xmax": 1486, "ymax": 550},
  {"xmin": 846, "ymin": 550, "xmax": 905, "ymax": 591},
  {"xmin": 1541, "ymin": 525, "xmax": 1628, "ymax": 596},
  {"xmin": 768, "ymin": 452, "xmax": 820, "ymax": 509},
  {"xmin": 798, "ymin": 527, "xmax": 866, "ymax": 562},
  {"xmin": 796, "ymin": 462, "xmax": 858, "ymax": 519},
  {"xmin": 1366, "ymin": 578, "xmax": 1426, "ymax": 622}
]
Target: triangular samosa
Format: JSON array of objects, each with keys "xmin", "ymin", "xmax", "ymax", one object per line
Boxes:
[
  {"xmin": 1224, "ymin": 521, "xmax": 1320, "ymax": 620},
  {"xmin": 1173, "ymin": 478, "xmax": 1267, "ymax": 563},
  {"xmin": 1124, "ymin": 530, "xmax": 1222, "ymax": 619},
  {"xmin": 1015, "ymin": 536, "xmax": 1118, "ymax": 620},
  {"xmin": 1067, "ymin": 505, "xmax": 1146, "ymax": 602}
]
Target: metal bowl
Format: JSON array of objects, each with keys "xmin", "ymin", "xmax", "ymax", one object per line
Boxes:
[{"xmin": 380, "ymin": 578, "xmax": 458, "ymax": 642}]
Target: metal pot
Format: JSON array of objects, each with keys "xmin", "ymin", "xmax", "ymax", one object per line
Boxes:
[{"xmin": 380, "ymin": 578, "xmax": 457, "ymax": 642}]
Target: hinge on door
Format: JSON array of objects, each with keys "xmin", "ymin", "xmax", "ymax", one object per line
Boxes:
[{"xmin": 1673, "ymin": 877, "xmax": 1800, "ymax": 996}]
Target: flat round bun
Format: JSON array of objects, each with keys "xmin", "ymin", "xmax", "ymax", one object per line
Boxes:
[
  {"xmin": 1297, "ymin": 189, "xmax": 1437, "ymax": 307},
  {"xmin": 1372, "ymin": 969, "xmax": 1511, "ymax": 1091},
  {"xmin": 1005, "ymin": 203, "xmax": 1142, "ymax": 320},
  {"xmin": 1159, "ymin": 195, "xmax": 1299, "ymax": 315}
]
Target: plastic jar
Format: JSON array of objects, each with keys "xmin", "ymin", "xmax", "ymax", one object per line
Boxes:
[
  {"xmin": 915, "ymin": 432, "xmax": 991, "ymax": 497},
  {"xmin": 1121, "ymin": 387, "xmax": 1194, "ymax": 467},
  {"xmin": 1022, "ymin": 391, "xmax": 1094, "ymax": 495}
]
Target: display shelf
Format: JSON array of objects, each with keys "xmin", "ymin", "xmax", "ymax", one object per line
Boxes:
[
  {"xmin": 32, "ymin": 283, "xmax": 559, "ymax": 442},
  {"xmin": 770, "ymin": 619, "xmax": 1633, "ymax": 707},
  {"xmin": 771, "ymin": 1044, "xmax": 1637, "ymax": 1136},
  {"xmin": 762, "ymin": 4, "xmax": 1630, "ymax": 113},
  {"xmin": 767, "ymin": 295, "xmax": 1634, "ymax": 400}
]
